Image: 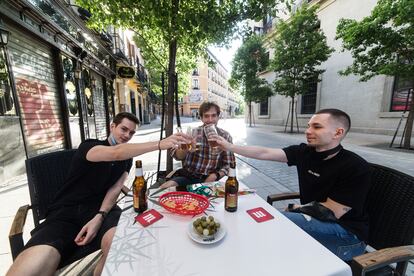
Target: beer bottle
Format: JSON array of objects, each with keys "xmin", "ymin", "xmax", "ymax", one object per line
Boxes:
[
  {"xmin": 133, "ymin": 160, "xmax": 148, "ymax": 213},
  {"xmin": 225, "ymin": 166, "xmax": 238, "ymax": 212}
]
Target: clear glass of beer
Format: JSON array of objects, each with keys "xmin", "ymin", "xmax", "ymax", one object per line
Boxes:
[
  {"xmin": 183, "ymin": 126, "xmax": 193, "ymax": 151},
  {"xmin": 176, "ymin": 126, "xmax": 194, "ymax": 151},
  {"xmin": 191, "ymin": 127, "xmax": 203, "ymax": 151},
  {"xmin": 203, "ymin": 124, "xmax": 220, "ymax": 154}
]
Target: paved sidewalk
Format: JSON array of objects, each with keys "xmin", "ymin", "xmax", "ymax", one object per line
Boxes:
[{"xmin": 0, "ymin": 116, "xmax": 413, "ymax": 275}]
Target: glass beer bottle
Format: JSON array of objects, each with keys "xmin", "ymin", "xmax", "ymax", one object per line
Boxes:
[
  {"xmin": 133, "ymin": 160, "xmax": 148, "ymax": 213},
  {"xmin": 225, "ymin": 166, "xmax": 238, "ymax": 212}
]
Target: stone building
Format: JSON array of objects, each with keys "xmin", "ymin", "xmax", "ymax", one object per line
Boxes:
[{"xmin": 254, "ymin": 0, "xmax": 413, "ymax": 139}]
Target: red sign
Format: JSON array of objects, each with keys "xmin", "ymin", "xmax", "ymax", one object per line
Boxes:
[
  {"xmin": 135, "ymin": 209, "xmax": 163, "ymax": 227},
  {"xmin": 246, "ymin": 207, "xmax": 274, "ymax": 223}
]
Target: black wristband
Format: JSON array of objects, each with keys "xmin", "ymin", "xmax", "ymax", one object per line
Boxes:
[
  {"xmin": 215, "ymin": 172, "xmax": 221, "ymax": 180},
  {"xmin": 97, "ymin": 210, "xmax": 107, "ymax": 219}
]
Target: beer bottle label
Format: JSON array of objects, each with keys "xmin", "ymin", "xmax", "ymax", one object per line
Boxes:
[
  {"xmin": 226, "ymin": 193, "xmax": 237, "ymax": 208},
  {"xmin": 133, "ymin": 186, "xmax": 139, "ymax": 209}
]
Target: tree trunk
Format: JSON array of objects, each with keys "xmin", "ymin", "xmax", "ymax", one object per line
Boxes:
[
  {"xmin": 248, "ymin": 101, "xmax": 252, "ymax": 127},
  {"xmin": 290, "ymin": 96, "xmax": 295, "ymax": 133},
  {"xmin": 166, "ymin": 0, "xmax": 180, "ymax": 172},
  {"xmin": 403, "ymin": 93, "xmax": 414, "ymax": 149}
]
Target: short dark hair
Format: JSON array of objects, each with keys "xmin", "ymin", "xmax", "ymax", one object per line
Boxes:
[
  {"xmin": 199, "ymin": 101, "xmax": 220, "ymax": 117},
  {"xmin": 112, "ymin": 112, "xmax": 140, "ymax": 126},
  {"xmin": 315, "ymin": 108, "xmax": 351, "ymax": 133}
]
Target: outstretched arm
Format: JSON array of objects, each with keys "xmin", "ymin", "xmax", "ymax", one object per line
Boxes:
[
  {"xmin": 86, "ymin": 132, "xmax": 191, "ymax": 162},
  {"xmin": 74, "ymin": 172, "xmax": 128, "ymax": 246},
  {"xmin": 212, "ymin": 135, "xmax": 288, "ymax": 162}
]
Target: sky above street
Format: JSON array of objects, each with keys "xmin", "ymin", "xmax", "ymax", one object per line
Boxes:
[{"xmin": 208, "ymin": 37, "xmax": 242, "ymax": 72}]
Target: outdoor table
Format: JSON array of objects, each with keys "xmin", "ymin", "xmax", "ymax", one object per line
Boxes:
[{"xmin": 102, "ymin": 182, "xmax": 352, "ymax": 276}]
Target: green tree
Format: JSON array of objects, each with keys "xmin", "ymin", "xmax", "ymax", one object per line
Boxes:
[
  {"xmin": 336, "ymin": 0, "xmax": 414, "ymax": 149},
  {"xmin": 230, "ymin": 34, "xmax": 273, "ymax": 127},
  {"xmin": 269, "ymin": 4, "xmax": 333, "ymax": 133},
  {"xmin": 77, "ymin": 0, "xmax": 283, "ymax": 171},
  {"xmin": 133, "ymin": 34, "xmax": 193, "ymax": 100}
]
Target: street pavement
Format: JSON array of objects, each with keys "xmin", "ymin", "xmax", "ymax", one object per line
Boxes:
[{"xmin": 0, "ymin": 116, "xmax": 413, "ymax": 275}]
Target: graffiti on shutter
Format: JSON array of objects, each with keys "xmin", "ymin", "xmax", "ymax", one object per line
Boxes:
[{"xmin": 8, "ymin": 25, "xmax": 65, "ymax": 157}]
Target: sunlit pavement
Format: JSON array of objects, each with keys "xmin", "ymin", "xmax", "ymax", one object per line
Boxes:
[{"xmin": 0, "ymin": 116, "xmax": 413, "ymax": 275}]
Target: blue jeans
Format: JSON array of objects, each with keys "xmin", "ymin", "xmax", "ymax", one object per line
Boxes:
[{"xmin": 282, "ymin": 211, "xmax": 366, "ymax": 261}]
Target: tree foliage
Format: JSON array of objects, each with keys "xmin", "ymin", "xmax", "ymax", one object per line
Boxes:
[
  {"xmin": 77, "ymin": 0, "xmax": 284, "ymax": 169},
  {"xmin": 269, "ymin": 4, "xmax": 333, "ymax": 132},
  {"xmin": 133, "ymin": 34, "xmax": 193, "ymax": 99},
  {"xmin": 270, "ymin": 4, "xmax": 333, "ymax": 98},
  {"xmin": 230, "ymin": 34, "xmax": 273, "ymax": 126},
  {"xmin": 336, "ymin": 0, "xmax": 414, "ymax": 149},
  {"xmin": 230, "ymin": 34, "xmax": 273, "ymax": 103}
]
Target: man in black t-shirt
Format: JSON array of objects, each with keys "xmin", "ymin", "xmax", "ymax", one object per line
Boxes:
[
  {"xmin": 7, "ymin": 112, "xmax": 191, "ymax": 276},
  {"xmin": 213, "ymin": 109, "xmax": 371, "ymax": 261}
]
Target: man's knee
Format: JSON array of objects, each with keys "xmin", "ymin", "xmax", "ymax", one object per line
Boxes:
[
  {"xmin": 101, "ymin": 227, "xmax": 116, "ymax": 254},
  {"xmin": 7, "ymin": 245, "xmax": 61, "ymax": 276}
]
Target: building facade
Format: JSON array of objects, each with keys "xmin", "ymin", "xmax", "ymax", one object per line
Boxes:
[
  {"xmin": 0, "ymin": 0, "xmax": 154, "ymax": 184},
  {"xmin": 254, "ymin": 0, "xmax": 413, "ymax": 138},
  {"xmin": 181, "ymin": 49, "xmax": 238, "ymax": 118},
  {"xmin": 110, "ymin": 28, "xmax": 153, "ymax": 125}
]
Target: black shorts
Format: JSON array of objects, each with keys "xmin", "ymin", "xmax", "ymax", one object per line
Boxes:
[
  {"xmin": 171, "ymin": 169, "xmax": 208, "ymax": 187},
  {"xmin": 23, "ymin": 203, "xmax": 121, "ymax": 261}
]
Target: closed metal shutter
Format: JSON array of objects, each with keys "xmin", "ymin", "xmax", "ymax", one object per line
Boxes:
[
  {"xmin": 91, "ymin": 73, "xmax": 107, "ymax": 140},
  {"xmin": 8, "ymin": 24, "xmax": 65, "ymax": 157}
]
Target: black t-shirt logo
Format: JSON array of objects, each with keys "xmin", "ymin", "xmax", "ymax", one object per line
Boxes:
[{"xmin": 307, "ymin": 170, "xmax": 320, "ymax": 177}]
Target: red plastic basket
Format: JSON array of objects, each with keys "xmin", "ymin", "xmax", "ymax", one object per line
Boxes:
[{"xmin": 159, "ymin": 192, "xmax": 209, "ymax": 215}]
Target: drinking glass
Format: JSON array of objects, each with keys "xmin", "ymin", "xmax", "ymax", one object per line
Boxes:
[
  {"xmin": 203, "ymin": 124, "xmax": 220, "ymax": 154},
  {"xmin": 182, "ymin": 126, "xmax": 193, "ymax": 151},
  {"xmin": 175, "ymin": 127, "xmax": 187, "ymax": 159},
  {"xmin": 191, "ymin": 127, "xmax": 203, "ymax": 151}
]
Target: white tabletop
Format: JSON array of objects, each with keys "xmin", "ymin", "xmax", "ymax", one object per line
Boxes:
[{"xmin": 103, "ymin": 183, "xmax": 351, "ymax": 276}]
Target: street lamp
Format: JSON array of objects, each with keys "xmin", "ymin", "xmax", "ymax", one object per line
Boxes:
[{"xmin": 0, "ymin": 27, "xmax": 10, "ymax": 46}]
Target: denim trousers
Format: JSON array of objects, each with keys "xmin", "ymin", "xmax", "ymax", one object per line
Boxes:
[{"xmin": 282, "ymin": 211, "xmax": 366, "ymax": 261}]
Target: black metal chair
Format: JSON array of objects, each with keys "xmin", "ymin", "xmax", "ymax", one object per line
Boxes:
[
  {"xmin": 267, "ymin": 163, "xmax": 414, "ymax": 276},
  {"xmin": 8, "ymin": 149, "xmax": 99, "ymax": 269}
]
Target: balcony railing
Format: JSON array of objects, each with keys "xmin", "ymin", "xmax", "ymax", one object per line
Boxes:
[
  {"xmin": 136, "ymin": 63, "xmax": 148, "ymax": 86},
  {"xmin": 112, "ymin": 32, "xmax": 128, "ymax": 62}
]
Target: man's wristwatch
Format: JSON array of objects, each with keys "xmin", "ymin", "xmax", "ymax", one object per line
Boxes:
[
  {"xmin": 97, "ymin": 210, "xmax": 107, "ymax": 219},
  {"xmin": 215, "ymin": 172, "xmax": 221, "ymax": 181}
]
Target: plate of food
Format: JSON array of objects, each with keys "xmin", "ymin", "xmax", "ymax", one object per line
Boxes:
[{"xmin": 187, "ymin": 215, "xmax": 226, "ymax": 244}]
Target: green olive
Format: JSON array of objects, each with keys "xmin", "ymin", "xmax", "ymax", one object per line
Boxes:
[
  {"xmin": 203, "ymin": 228, "xmax": 210, "ymax": 236},
  {"xmin": 196, "ymin": 226, "xmax": 203, "ymax": 234}
]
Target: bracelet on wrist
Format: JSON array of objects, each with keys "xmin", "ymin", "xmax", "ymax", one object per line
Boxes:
[
  {"xmin": 97, "ymin": 210, "xmax": 107, "ymax": 220},
  {"xmin": 287, "ymin": 203, "xmax": 295, "ymax": 211},
  {"xmin": 215, "ymin": 172, "xmax": 221, "ymax": 180}
]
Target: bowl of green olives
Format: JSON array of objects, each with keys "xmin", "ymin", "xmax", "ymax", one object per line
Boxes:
[{"xmin": 188, "ymin": 215, "xmax": 226, "ymax": 244}]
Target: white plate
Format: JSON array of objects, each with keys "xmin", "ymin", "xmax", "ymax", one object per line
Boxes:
[{"xmin": 187, "ymin": 218, "xmax": 226, "ymax": 244}]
